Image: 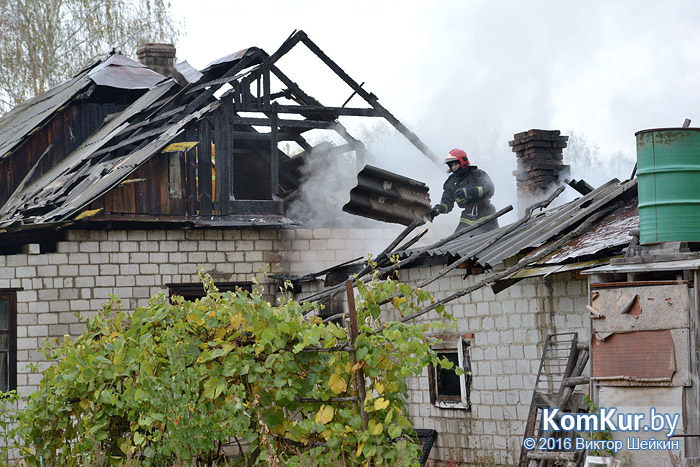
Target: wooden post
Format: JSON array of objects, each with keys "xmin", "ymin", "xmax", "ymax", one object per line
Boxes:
[
  {"xmin": 185, "ymin": 125, "xmax": 198, "ymax": 215},
  {"xmin": 270, "ymin": 104, "xmax": 279, "ymax": 198},
  {"xmin": 198, "ymin": 117, "xmax": 213, "ymax": 216},
  {"xmin": 345, "ymin": 280, "xmax": 369, "ymax": 429}
]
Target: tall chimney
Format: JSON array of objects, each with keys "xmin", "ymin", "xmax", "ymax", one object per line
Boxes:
[
  {"xmin": 510, "ymin": 129, "xmax": 570, "ymax": 216},
  {"xmin": 136, "ymin": 43, "xmax": 176, "ymax": 77}
]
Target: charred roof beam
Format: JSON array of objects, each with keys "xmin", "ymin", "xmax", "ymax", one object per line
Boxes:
[
  {"xmin": 168, "ymin": 48, "xmax": 265, "ymax": 126},
  {"xmin": 292, "ymin": 32, "xmax": 442, "ymax": 167},
  {"xmin": 232, "ymin": 116, "xmax": 337, "ymax": 130}
]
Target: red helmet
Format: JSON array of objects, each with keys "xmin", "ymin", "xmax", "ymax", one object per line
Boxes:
[{"xmin": 444, "ymin": 148, "xmax": 470, "ymax": 168}]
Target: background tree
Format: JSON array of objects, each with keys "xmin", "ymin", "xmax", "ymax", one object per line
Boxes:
[{"xmin": 0, "ymin": 0, "xmax": 180, "ymax": 111}]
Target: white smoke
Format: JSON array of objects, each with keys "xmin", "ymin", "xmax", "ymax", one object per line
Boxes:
[{"xmin": 285, "ymin": 141, "xmax": 382, "ymax": 228}]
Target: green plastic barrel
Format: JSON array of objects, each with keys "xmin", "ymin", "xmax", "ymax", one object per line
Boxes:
[{"xmin": 636, "ymin": 128, "xmax": 700, "ymax": 244}]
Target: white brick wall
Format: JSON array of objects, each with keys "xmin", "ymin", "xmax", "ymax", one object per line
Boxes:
[
  {"xmin": 396, "ymin": 266, "xmax": 590, "ymax": 466},
  {"xmin": 2, "ymin": 223, "xmax": 589, "ymax": 466},
  {"xmin": 280, "ymin": 227, "xmax": 452, "ymax": 275},
  {"xmin": 1, "ymin": 228, "xmax": 288, "ymax": 398}
]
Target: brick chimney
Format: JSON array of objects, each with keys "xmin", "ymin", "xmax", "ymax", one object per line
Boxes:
[
  {"xmin": 510, "ymin": 129, "xmax": 570, "ymax": 216},
  {"xmin": 136, "ymin": 43, "xmax": 176, "ymax": 77}
]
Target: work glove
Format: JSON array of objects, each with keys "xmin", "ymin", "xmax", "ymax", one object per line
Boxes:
[
  {"xmin": 429, "ymin": 204, "xmax": 446, "ymax": 221},
  {"xmin": 456, "ymin": 186, "xmax": 480, "ymax": 201}
]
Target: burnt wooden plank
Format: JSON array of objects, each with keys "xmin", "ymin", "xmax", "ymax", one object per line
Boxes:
[
  {"xmin": 225, "ymin": 97, "xmax": 234, "ymax": 209},
  {"xmin": 133, "ymin": 165, "xmax": 149, "ymax": 214},
  {"xmin": 168, "ymin": 150, "xmax": 186, "ymax": 215},
  {"xmin": 103, "ymin": 183, "xmax": 114, "ymax": 213},
  {"xmin": 232, "ymin": 116, "xmax": 336, "ymax": 130},
  {"xmin": 231, "ymin": 131, "xmax": 300, "ymax": 141},
  {"xmin": 147, "ymin": 158, "xmax": 160, "ymax": 215},
  {"xmin": 0, "ymin": 159, "xmax": 9, "ymax": 207},
  {"xmin": 213, "ymin": 109, "xmax": 223, "ymax": 214},
  {"xmin": 241, "ymin": 104, "xmax": 378, "ymax": 118},
  {"xmin": 121, "ymin": 176, "xmax": 136, "ymax": 213},
  {"xmin": 270, "ymin": 106, "xmax": 279, "ymax": 197},
  {"xmin": 263, "ymin": 59, "xmax": 271, "ymax": 111},
  {"xmin": 198, "ymin": 117, "xmax": 213, "ymax": 216},
  {"xmin": 215, "ymin": 99, "xmax": 233, "ymax": 214},
  {"xmin": 111, "ymin": 181, "xmax": 124, "ymax": 214},
  {"xmin": 158, "ymin": 154, "xmax": 171, "ymax": 215},
  {"xmin": 88, "ymin": 194, "xmax": 105, "ymax": 213},
  {"xmin": 185, "ymin": 124, "xmax": 198, "ymax": 215}
]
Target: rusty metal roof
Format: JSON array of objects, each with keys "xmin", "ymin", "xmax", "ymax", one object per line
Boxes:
[
  {"xmin": 402, "ymin": 178, "xmax": 638, "ymax": 268},
  {"xmin": 539, "ymin": 199, "xmax": 638, "ymax": 264}
]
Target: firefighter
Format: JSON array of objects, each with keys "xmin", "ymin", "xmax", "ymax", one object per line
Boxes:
[{"xmin": 429, "ymin": 148, "xmax": 499, "ymax": 234}]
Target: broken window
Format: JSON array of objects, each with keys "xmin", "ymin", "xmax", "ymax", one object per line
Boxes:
[
  {"xmin": 428, "ymin": 335, "xmax": 471, "ymax": 410},
  {"xmin": 0, "ymin": 292, "xmax": 17, "ymax": 392},
  {"xmin": 167, "ymin": 282, "xmax": 252, "ymax": 301}
]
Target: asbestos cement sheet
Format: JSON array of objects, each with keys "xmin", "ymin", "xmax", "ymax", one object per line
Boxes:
[{"xmin": 591, "ymin": 283, "xmax": 691, "ymax": 333}]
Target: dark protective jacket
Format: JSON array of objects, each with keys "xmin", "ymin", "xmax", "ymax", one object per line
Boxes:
[{"xmin": 435, "ymin": 165, "xmax": 499, "ymax": 233}]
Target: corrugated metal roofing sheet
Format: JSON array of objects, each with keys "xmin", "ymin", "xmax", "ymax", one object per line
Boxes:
[
  {"xmin": 541, "ymin": 200, "xmax": 637, "ymax": 264},
  {"xmin": 582, "ymin": 258, "xmax": 700, "ymax": 274},
  {"xmin": 88, "ymin": 54, "xmax": 165, "ymax": 89},
  {"xmin": 0, "ymin": 81, "xmax": 177, "ymax": 221},
  {"xmin": 202, "ymin": 48, "xmax": 254, "ymax": 72},
  {"xmin": 342, "ymin": 165, "xmax": 431, "ymax": 225},
  {"xmin": 39, "ymin": 101, "xmax": 219, "ymax": 223},
  {"xmin": 0, "ymin": 54, "xmax": 167, "ymax": 161},
  {"xmin": 0, "ymin": 68, "xmax": 93, "ymax": 160},
  {"xmin": 403, "ymin": 178, "xmax": 637, "ymax": 268}
]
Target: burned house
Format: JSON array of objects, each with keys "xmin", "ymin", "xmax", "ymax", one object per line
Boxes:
[
  {"xmin": 0, "ymin": 30, "xmax": 439, "ymax": 396},
  {"xmin": 1, "ymin": 25, "xmax": 698, "ymax": 467}
]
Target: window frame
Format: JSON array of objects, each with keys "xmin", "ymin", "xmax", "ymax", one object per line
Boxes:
[
  {"xmin": 167, "ymin": 282, "xmax": 253, "ymax": 300},
  {"xmin": 428, "ymin": 335, "xmax": 471, "ymax": 410},
  {"xmin": 0, "ymin": 291, "xmax": 17, "ymax": 393}
]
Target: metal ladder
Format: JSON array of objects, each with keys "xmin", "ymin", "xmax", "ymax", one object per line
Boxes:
[{"xmin": 519, "ymin": 332, "xmax": 590, "ymax": 467}]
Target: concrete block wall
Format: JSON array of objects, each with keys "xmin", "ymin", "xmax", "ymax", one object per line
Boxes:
[
  {"xmin": 0, "ymin": 228, "xmax": 284, "ymax": 398},
  {"xmin": 391, "ymin": 265, "xmax": 590, "ymax": 465},
  {"xmin": 280, "ymin": 227, "xmax": 452, "ymax": 275},
  {"xmin": 1, "ymin": 225, "xmax": 449, "ymax": 399}
]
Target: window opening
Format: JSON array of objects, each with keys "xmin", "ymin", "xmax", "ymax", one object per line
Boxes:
[
  {"xmin": 0, "ymin": 292, "xmax": 17, "ymax": 392},
  {"xmin": 167, "ymin": 282, "xmax": 252, "ymax": 301},
  {"xmin": 428, "ymin": 336, "xmax": 471, "ymax": 410}
]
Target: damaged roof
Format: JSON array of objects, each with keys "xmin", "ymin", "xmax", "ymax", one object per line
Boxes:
[
  {"xmin": 400, "ymin": 178, "xmax": 638, "ymax": 270},
  {"xmin": 0, "ymin": 55, "xmax": 164, "ymax": 162},
  {"xmin": 0, "ymin": 31, "xmax": 438, "ymax": 236}
]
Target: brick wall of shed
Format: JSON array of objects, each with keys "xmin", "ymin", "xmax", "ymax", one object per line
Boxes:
[
  {"xmin": 279, "ymin": 226, "xmax": 452, "ymax": 288},
  {"xmin": 0, "ymin": 228, "xmax": 284, "ymax": 398},
  {"xmin": 387, "ymin": 266, "xmax": 591, "ymax": 466}
]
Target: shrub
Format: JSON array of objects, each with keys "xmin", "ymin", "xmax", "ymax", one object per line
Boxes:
[{"xmin": 10, "ymin": 270, "xmax": 452, "ymax": 466}]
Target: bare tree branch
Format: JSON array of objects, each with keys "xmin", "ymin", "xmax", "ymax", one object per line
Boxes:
[{"xmin": 0, "ymin": 0, "xmax": 181, "ymax": 111}]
